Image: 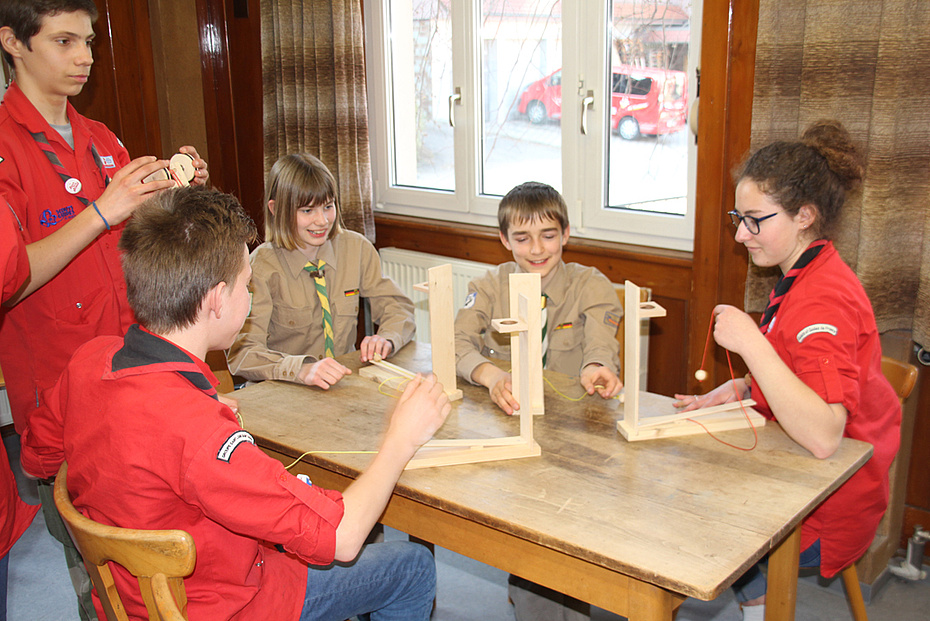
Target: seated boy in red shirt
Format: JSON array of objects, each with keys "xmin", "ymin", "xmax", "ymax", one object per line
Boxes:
[{"xmin": 20, "ymin": 186, "xmax": 451, "ymax": 620}]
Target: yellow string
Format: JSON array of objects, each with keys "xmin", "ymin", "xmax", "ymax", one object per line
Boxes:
[
  {"xmin": 284, "ymin": 450, "xmax": 377, "ymax": 471},
  {"xmin": 542, "ymin": 375, "xmax": 623, "ymax": 401}
]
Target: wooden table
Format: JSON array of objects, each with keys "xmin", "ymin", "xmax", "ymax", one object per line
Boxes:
[{"xmin": 234, "ymin": 343, "xmax": 872, "ymax": 621}]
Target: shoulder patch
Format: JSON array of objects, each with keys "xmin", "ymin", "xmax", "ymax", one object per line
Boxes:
[
  {"xmin": 463, "ymin": 291, "xmax": 477, "ymax": 309},
  {"xmin": 604, "ymin": 310, "xmax": 621, "ymax": 328},
  {"xmin": 797, "ymin": 323, "xmax": 838, "ymax": 343},
  {"xmin": 217, "ymin": 430, "xmax": 254, "ymax": 462}
]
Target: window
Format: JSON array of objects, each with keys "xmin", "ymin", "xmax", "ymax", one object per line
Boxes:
[{"xmin": 365, "ymin": 0, "xmax": 699, "ymax": 251}]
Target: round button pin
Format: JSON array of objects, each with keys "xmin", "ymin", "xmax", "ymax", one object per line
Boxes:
[{"xmin": 65, "ymin": 177, "xmax": 82, "ymax": 194}]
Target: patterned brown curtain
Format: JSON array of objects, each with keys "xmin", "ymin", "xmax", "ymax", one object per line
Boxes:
[
  {"xmin": 747, "ymin": 0, "xmax": 930, "ymax": 350},
  {"xmin": 261, "ymin": 0, "xmax": 375, "ymax": 240}
]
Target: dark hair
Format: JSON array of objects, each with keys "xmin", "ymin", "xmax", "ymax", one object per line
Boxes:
[
  {"xmin": 735, "ymin": 120, "xmax": 864, "ymax": 239},
  {"xmin": 263, "ymin": 153, "xmax": 344, "ymax": 250},
  {"xmin": 0, "ymin": 0, "xmax": 98, "ymax": 67},
  {"xmin": 498, "ymin": 181, "xmax": 569, "ymax": 237},
  {"xmin": 119, "ymin": 186, "xmax": 257, "ymax": 333}
]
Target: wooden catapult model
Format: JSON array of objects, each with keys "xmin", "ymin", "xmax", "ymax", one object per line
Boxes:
[
  {"xmin": 360, "ymin": 266, "xmax": 542, "ymax": 468},
  {"xmin": 616, "ymin": 280, "xmax": 765, "ymax": 441}
]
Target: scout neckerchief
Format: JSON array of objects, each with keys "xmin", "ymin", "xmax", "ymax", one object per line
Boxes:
[
  {"xmin": 304, "ymin": 260, "xmax": 334, "ymax": 358},
  {"xmin": 759, "ymin": 239, "xmax": 828, "ymax": 334},
  {"xmin": 30, "ymin": 131, "xmax": 110, "ymax": 208},
  {"xmin": 541, "ymin": 293, "xmax": 549, "ymax": 368}
]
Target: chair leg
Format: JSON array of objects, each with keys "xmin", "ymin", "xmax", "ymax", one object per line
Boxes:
[{"xmin": 840, "ymin": 564, "xmax": 868, "ymax": 621}]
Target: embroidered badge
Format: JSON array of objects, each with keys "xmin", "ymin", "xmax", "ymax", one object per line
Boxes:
[
  {"xmin": 217, "ymin": 430, "xmax": 254, "ymax": 462},
  {"xmin": 797, "ymin": 323, "xmax": 838, "ymax": 343},
  {"xmin": 344, "ymin": 288, "xmax": 360, "ymax": 297},
  {"xmin": 554, "ymin": 322, "xmax": 573, "ymax": 331},
  {"xmin": 604, "ymin": 311, "xmax": 621, "ymax": 328},
  {"xmin": 463, "ymin": 292, "xmax": 477, "ymax": 309},
  {"xmin": 100, "ymin": 155, "xmax": 115, "ymax": 168},
  {"xmin": 64, "ymin": 177, "xmax": 82, "ymax": 194}
]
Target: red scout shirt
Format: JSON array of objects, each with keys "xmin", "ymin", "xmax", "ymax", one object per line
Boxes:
[
  {"xmin": 750, "ymin": 242, "xmax": 900, "ymax": 578},
  {"xmin": 20, "ymin": 326, "xmax": 344, "ymax": 620},
  {"xmin": 0, "ymin": 82, "xmax": 134, "ymax": 433},
  {"xmin": 0, "ymin": 198, "xmax": 40, "ymax": 559}
]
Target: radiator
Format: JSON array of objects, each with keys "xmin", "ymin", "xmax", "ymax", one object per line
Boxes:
[{"xmin": 379, "ymin": 247, "xmax": 493, "ymax": 343}]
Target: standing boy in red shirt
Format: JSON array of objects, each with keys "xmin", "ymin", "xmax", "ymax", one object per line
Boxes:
[{"xmin": 0, "ymin": 2, "xmax": 207, "ymax": 618}]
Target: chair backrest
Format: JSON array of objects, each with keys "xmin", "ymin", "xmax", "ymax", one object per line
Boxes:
[
  {"xmin": 880, "ymin": 356, "xmax": 918, "ymax": 402},
  {"xmin": 151, "ymin": 573, "xmax": 187, "ymax": 621},
  {"xmin": 53, "ymin": 463, "xmax": 196, "ymax": 621},
  {"xmin": 205, "ymin": 349, "xmax": 235, "ymax": 394}
]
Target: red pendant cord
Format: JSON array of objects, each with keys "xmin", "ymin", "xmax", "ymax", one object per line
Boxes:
[{"xmin": 688, "ymin": 314, "xmax": 759, "ymax": 451}]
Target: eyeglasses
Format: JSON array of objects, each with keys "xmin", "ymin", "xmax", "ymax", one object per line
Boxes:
[{"xmin": 727, "ymin": 210, "xmax": 780, "ymax": 235}]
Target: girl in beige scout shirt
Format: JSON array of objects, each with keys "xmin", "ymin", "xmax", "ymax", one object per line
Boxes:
[{"xmin": 228, "ymin": 154, "xmax": 415, "ymax": 389}]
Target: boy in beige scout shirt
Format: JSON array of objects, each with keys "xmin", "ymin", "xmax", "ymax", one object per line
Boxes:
[{"xmin": 454, "ymin": 181, "xmax": 623, "ymax": 416}]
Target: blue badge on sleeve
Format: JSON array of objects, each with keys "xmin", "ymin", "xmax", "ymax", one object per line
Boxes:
[{"xmin": 463, "ymin": 292, "xmax": 477, "ymax": 309}]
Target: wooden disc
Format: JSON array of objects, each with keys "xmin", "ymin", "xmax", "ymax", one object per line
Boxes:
[{"xmin": 169, "ymin": 152, "xmax": 196, "ymax": 186}]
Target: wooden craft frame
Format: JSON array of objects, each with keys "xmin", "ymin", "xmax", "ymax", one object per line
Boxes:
[
  {"xmin": 404, "ymin": 272, "xmax": 542, "ymax": 469},
  {"xmin": 617, "ymin": 280, "xmax": 766, "ymax": 441},
  {"xmin": 359, "ymin": 264, "xmax": 463, "ymax": 401}
]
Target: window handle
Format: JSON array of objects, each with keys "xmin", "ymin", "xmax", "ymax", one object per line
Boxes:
[
  {"xmin": 449, "ymin": 87, "xmax": 462, "ymax": 128},
  {"xmin": 580, "ymin": 90, "xmax": 595, "ymax": 135}
]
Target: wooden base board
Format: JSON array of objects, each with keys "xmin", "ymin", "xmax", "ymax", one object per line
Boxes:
[
  {"xmin": 405, "ymin": 439, "xmax": 541, "ymax": 470},
  {"xmin": 616, "ymin": 392, "xmax": 766, "ymax": 441}
]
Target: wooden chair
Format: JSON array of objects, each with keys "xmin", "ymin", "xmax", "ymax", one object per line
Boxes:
[
  {"xmin": 205, "ymin": 350, "xmax": 235, "ymax": 394},
  {"xmin": 53, "ymin": 463, "xmax": 197, "ymax": 621},
  {"xmin": 151, "ymin": 573, "xmax": 187, "ymax": 621},
  {"xmin": 836, "ymin": 356, "xmax": 918, "ymax": 621}
]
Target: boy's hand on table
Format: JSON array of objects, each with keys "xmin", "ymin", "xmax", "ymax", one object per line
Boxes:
[
  {"xmin": 359, "ymin": 335, "xmax": 393, "ymax": 362},
  {"xmin": 299, "ymin": 358, "xmax": 352, "ymax": 389},
  {"xmin": 580, "ymin": 363, "xmax": 622, "ymax": 399},
  {"xmin": 386, "ymin": 373, "xmax": 452, "ymax": 453}
]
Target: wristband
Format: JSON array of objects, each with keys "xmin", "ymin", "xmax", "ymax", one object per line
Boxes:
[{"xmin": 92, "ymin": 201, "xmax": 110, "ymax": 230}]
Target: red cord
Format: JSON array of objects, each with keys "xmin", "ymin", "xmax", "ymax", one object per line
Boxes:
[
  {"xmin": 698, "ymin": 310, "xmax": 715, "ymax": 373},
  {"xmin": 688, "ymin": 314, "xmax": 759, "ymax": 451}
]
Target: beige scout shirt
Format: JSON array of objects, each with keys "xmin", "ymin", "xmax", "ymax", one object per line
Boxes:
[
  {"xmin": 454, "ymin": 261, "xmax": 622, "ymax": 383},
  {"xmin": 228, "ymin": 230, "xmax": 415, "ymax": 381}
]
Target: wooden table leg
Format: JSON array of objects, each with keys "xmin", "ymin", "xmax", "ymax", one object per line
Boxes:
[
  {"xmin": 765, "ymin": 526, "xmax": 801, "ymax": 621},
  {"xmin": 628, "ymin": 579, "xmax": 677, "ymax": 621}
]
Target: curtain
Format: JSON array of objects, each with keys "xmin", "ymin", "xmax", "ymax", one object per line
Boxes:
[
  {"xmin": 261, "ymin": 0, "xmax": 375, "ymax": 240},
  {"xmin": 747, "ymin": 0, "xmax": 930, "ymax": 350}
]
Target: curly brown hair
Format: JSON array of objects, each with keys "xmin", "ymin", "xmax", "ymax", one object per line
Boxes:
[{"xmin": 735, "ymin": 120, "xmax": 864, "ymax": 239}]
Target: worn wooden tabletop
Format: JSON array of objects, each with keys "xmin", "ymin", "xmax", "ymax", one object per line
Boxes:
[{"xmin": 235, "ymin": 342, "xmax": 871, "ymax": 616}]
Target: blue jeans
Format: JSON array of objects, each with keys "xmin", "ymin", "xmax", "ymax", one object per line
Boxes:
[
  {"xmin": 0, "ymin": 552, "xmax": 8, "ymax": 621},
  {"xmin": 732, "ymin": 539, "xmax": 822, "ymax": 603},
  {"xmin": 299, "ymin": 541, "xmax": 435, "ymax": 621}
]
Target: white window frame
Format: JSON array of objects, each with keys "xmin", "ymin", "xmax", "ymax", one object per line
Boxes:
[{"xmin": 365, "ymin": 0, "xmax": 700, "ymax": 251}]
